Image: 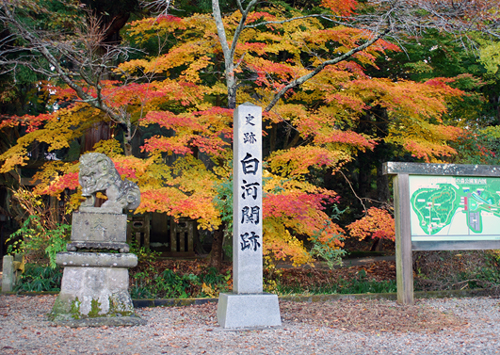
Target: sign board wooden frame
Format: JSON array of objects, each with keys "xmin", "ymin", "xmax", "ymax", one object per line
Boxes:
[{"xmin": 383, "ymin": 162, "xmax": 500, "ymax": 304}]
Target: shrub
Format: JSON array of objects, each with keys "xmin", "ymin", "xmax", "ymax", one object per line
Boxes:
[{"xmin": 14, "ymin": 264, "xmax": 63, "ymax": 292}]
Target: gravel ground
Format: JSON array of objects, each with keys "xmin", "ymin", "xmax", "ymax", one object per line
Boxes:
[{"xmin": 1, "ymin": 294, "xmax": 500, "ymax": 354}]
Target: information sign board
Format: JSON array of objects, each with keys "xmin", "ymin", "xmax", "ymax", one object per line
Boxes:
[
  {"xmin": 409, "ymin": 175, "xmax": 500, "ymax": 242},
  {"xmin": 383, "ymin": 162, "xmax": 500, "ymax": 304}
]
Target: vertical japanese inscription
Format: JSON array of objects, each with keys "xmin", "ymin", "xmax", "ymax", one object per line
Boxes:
[
  {"xmin": 233, "ymin": 104, "xmax": 263, "ymax": 294},
  {"xmin": 239, "ymin": 113, "xmax": 261, "ymax": 252}
]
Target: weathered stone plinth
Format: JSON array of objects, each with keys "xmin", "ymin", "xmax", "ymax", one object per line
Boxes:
[
  {"xmin": 71, "ymin": 209, "xmax": 127, "ymax": 243},
  {"xmin": 50, "ymin": 252, "xmax": 145, "ymax": 327},
  {"xmin": 56, "ymin": 252, "xmax": 137, "ymax": 268},
  {"xmin": 217, "ymin": 293, "xmax": 281, "ymax": 329}
]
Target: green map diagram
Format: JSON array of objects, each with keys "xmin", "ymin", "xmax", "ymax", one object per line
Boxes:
[{"xmin": 409, "ymin": 175, "xmax": 500, "ymax": 240}]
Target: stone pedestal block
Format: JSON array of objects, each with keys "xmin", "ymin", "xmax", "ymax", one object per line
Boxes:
[
  {"xmin": 71, "ymin": 210, "xmax": 127, "ymax": 243},
  {"xmin": 50, "ymin": 253, "xmax": 145, "ymax": 327},
  {"xmin": 56, "ymin": 252, "xmax": 138, "ymax": 268},
  {"xmin": 217, "ymin": 293, "xmax": 281, "ymax": 329}
]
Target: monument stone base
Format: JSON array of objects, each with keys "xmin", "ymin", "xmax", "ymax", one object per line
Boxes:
[
  {"xmin": 50, "ymin": 253, "xmax": 145, "ymax": 327},
  {"xmin": 217, "ymin": 292, "xmax": 281, "ymax": 329}
]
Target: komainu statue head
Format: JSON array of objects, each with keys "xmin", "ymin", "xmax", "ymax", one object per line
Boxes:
[{"xmin": 79, "ymin": 152, "xmax": 141, "ymax": 212}]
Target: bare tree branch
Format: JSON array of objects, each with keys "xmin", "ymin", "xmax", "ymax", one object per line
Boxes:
[
  {"xmin": 0, "ymin": 1, "xmax": 137, "ymax": 125},
  {"xmin": 264, "ymin": 28, "xmax": 391, "ymax": 112},
  {"xmin": 140, "ymin": 0, "xmax": 174, "ymax": 16}
]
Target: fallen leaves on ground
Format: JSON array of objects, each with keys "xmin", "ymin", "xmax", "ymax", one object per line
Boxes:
[
  {"xmin": 280, "ymin": 299, "xmax": 467, "ymax": 333},
  {"xmin": 272, "ymin": 260, "xmax": 396, "ymax": 289},
  {"xmin": 147, "ymin": 298, "xmax": 467, "ymax": 334}
]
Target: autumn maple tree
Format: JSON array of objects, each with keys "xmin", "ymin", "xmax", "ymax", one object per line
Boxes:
[{"xmin": 1, "ymin": 0, "xmax": 499, "ymax": 267}]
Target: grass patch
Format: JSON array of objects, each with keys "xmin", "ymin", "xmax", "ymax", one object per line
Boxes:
[
  {"xmin": 277, "ymin": 279, "xmax": 397, "ymax": 295},
  {"xmin": 272, "ymin": 268, "xmax": 397, "ymax": 295},
  {"xmin": 130, "ymin": 265, "xmax": 232, "ymax": 299}
]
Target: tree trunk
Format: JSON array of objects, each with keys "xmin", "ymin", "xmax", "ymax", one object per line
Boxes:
[
  {"xmin": 227, "ymin": 73, "xmax": 237, "ymax": 110},
  {"xmin": 269, "ymin": 123, "xmax": 277, "ymax": 154},
  {"xmin": 82, "ymin": 121, "xmax": 112, "ymax": 153},
  {"xmin": 209, "ymin": 223, "xmax": 226, "ymax": 270},
  {"xmin": 376, "ymin": 164, "xmax": 390, "ymax": 203}
]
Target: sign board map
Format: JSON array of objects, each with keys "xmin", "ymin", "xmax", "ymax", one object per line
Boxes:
[{"xmin": 409, "ymin": 175, "xmax": 500, "ymax": 241}]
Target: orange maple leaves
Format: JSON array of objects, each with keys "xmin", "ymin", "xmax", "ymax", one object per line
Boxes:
[
  {"xmin": 347, "ymin": 207, "xmax": 395, "ymax": 241},
  {"xmin": 320, "ymin": 0, "xmax": 357, "ymax": 16},
  {"xmin": 142, "ymin": 107, "xmax": 233, "ymax": 158}
]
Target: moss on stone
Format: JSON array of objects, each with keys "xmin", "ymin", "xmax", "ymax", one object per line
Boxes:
[
  {"xmin": 70, "ymin": 298, "xmax": 82, "ymax": 319},
  {"xmin": 49, "ymin": 296, "xmax": 82, "ymax": 321},
  {"xmin": 108, "ymin": 295, "xmax": 135, "ymax": 317},
  {"xmin": 88, "ymin": 299, "xmax": 102, "ymax": 318}
]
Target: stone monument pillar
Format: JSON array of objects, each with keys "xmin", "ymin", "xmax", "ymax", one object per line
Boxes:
[
  {"xmin": 1, "ymin": 255, "xmax": 15, "ymax": 292},
  {"xmin": 217, "ymin": 103, "xmax": 281, "ymax": 329},
  {"xmin": 50, "ymin": 153, "xmax": 146, "ymax": 327}
]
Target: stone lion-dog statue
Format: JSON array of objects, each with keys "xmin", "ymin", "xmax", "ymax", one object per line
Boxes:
[{"xmin": 79, "ymin": 152, "xmax": 141, "ymax": 212}]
